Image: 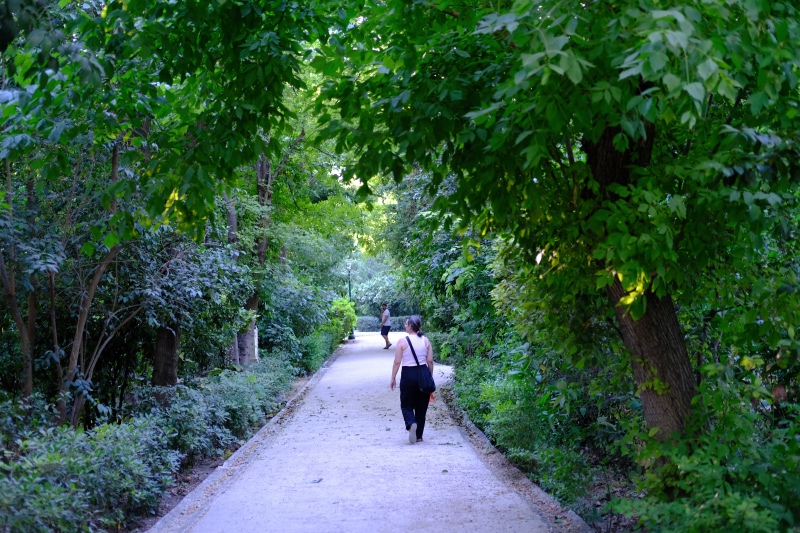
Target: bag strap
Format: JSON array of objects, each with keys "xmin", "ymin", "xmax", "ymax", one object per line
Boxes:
[{"xmin": 406, "ymin": 336, "xmax": 425, "ymax": 367}]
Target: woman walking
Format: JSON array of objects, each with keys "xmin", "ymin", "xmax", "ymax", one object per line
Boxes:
[{"xmin": 389, "ymin": 316, "xmax": 434, "ymax": 444}]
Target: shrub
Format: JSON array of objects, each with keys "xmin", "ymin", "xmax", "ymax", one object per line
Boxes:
[
  {"xmin": 453, "ymin": 357, "xmax": 595, "ymax": 507},
  {"xmin": 0, "ymin": 352, "xmax": 294, "ymax": 531},
  {"xmin": 298, "ymin": 331, "xmax": 335, "ymax": 374},
  {"xmin": 130, "ymin": 385, "xmax": 236, "ymax": 464},
  {"xmin": 0, "ymin": 415, "xmax": 181, "ymax": 531},
  {"xmin": 259, "ymin": 322, "xmax": 300, "ymax": 355},
  {"xmin": 355, "ymin": 315, "xmax": 416, "ymax": 332},
  {"xmin": 612, "ymin": 381, "xmax": 800, "ymax": 532},
  {"xmin": 422, "ymin": 331, "xmax": 447, "ymax": 362},
  {"xmin": 325, "ymin": 298, "xmax": 357, "ymax": 342},
  {"xmin": 199, "ymin": 357, "xmax": 293, "ymax": 440}
]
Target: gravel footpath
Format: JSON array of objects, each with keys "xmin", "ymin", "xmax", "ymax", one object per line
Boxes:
[{"xmin": 148, "ymin": 332, "xmax": 590, "ymax": 533}]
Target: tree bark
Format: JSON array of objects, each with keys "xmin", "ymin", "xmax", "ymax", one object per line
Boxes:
[
  {"xmin": 224, "ymin": 191, "xmax": 241, "ymax": 365},
  {"xmin": 65, "ymin": 246, "xmax": 121, "ymax": 385},
  {"xmin": 223, "ymin": 191, "xmax": 238, "ymax": 246},
  {"xmin": 64, "ymin": 245, "xmax": 120, "ymax": 426},
  {"xmin": 238, "ymin": 294, "xmax": 259, "ymax": 365},
  {"xmin": 0, "ymin": 159, "xmax": 36, "ymax": 398},
  {"xmin": 152, "ymin": 324, "xmax": 181, "ymax": 386},
  {"xmin": 227, "ymin": 136, "xmax": 304, "ymax": 367},
  {"xmin": 49, "ymin": 271, "xmax": 66, "ymax": 422},
  {"xmin": 607, "ymin": 279, "xmax": 696, "ymax": 438},
  {"xmin": 585, "ymin": 123, "xmax": 697, "ymax": 439},
  {"xmin": 24, "ymin": 277, "xmax": 36, "ymax": 397}
]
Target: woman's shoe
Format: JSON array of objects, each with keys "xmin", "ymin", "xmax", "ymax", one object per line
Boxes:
[{"xmin": 408, "ymin": 423, "xmax": 417, "ymax": 444}]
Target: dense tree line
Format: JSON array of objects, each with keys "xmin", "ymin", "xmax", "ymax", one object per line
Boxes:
[
  {"xmin": 335, "ymin": 1, "xmax": 800, "ymax": 529},
  {"xmin": 2, "ymin": 0, "xmax": 800, "ymax": 531}
]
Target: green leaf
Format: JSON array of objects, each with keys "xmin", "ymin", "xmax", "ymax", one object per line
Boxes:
[
  {"xmin": 697, "ymin": 58, "xmax": 718, "ymax": 81},
  {"xmin": 647, "ymin": 52, "xmax": 668, "ymax": 74},
  {"xmin": 683, "ymin": 82, "xmax": 705, "ymax": 102},
  {"xmin": 663, "ymin": 73, "xmax": 681, "ymax": 92},
  {"xmin": 565, "ymin": 55, "xmax": 583, "ymax": 84},
  {"xmin": 80, "ymin": 242, "xmax": 96, "ymax": 256}
]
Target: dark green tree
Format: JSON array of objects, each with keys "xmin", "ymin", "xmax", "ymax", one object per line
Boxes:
[{"xmin": 316, "ymin": 0, "xmax": 800, "ymax": 438}]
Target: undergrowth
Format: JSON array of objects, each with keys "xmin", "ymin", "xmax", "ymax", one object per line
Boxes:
[{"xmin": 0, "ymin": 355, "xmax": 294, "ymax": 532}]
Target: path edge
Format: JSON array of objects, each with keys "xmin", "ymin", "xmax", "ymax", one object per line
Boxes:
[
  {"xmin": 440, "ymin": 386, "xmax": 594, "ymax": 533},
  {"xmin": 146, "ymin": 341, "xmax": 351, "ymax": 533}
]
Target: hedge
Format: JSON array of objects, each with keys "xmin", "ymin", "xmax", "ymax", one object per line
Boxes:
[{"xmin": 355, "ymin": 315, "xmax": 418, "ymax": 332}]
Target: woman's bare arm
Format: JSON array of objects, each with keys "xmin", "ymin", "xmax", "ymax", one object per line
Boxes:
[
  {"xmin": 426, "ymin": 338, "xmax": 434, "ymax": 374},
  {"xmin": 390, "ymin": 339, "xmax": 404, "ymax": 390}
]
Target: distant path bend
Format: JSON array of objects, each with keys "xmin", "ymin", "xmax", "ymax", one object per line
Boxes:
[{"xmin": 148, "ymin": 332, "xmax": 585, "ymax": 533}]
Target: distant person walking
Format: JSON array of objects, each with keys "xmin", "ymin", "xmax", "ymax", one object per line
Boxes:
[
  {"xmin": 390, "ymin": 316, "xmax": 433, "ymax": 444},
  {"xmin": 380, "ymin": 303, "xmax": 392, "ymax": 349}
]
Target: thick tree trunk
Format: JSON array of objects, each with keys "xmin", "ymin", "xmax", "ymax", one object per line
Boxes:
[
  {"xmin": 585, "ymin": 123, "xmax": 697, "ymax": 439},
  {"xmin": 152, "ymin": 325, "xmax": 181, "ymax": 386},
  {"xmin": 237, "ymin": 321, "xmax": 258, "ymax": 365},
  {"xmin": 607, "ymin": 280, "xmax": 696, "ymax": 438},
  {"xmin": 227, "ymin": 339, "xmax": 240, "ymax": 366}
]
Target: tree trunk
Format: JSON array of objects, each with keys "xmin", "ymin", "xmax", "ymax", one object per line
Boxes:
[
  {"xmin": 238, "ymin": 321, "xmax": 258, "ymax": 365},
  {"xmin": 0, "ymin": 159, "xmax": 36, "ymax": 398},
  {"xmin": 585, "ymin": 123, "xmax": 697, "ymax": 439},
  {"xmin": 22, "ymin": 283, "xmax": 35, "ymax": 397},
  {"xmin": 65, "ymin": 247, "xmax": 120, "ymax": 384},
  {"xmin": 152, "ymin": 324, "xmax": 181, "ymax": 386},
  {"xmin": 49, "ymin": 272, "xmax": 66, "ymax": 422},
  {"xmin": 226, "ymin": 138, "xmax": 303, "ymax": 367},
  {"xmin": 0, "ymin": 254, "xmax": 33, "ymax": 397},
  {"xmin": 223, "ymin": 191, "xmax": 241, "ymax": 365},
  {"xmin": 237, "ymin": 294, "xmax": 259, "ymax": 365},
  {"xmin": 227, "ymin": 339, "xmax": 240, "ymax": 366},
  {"xmin": 607, "ymin": 280, "xmax": 696, "ymax": 438}
]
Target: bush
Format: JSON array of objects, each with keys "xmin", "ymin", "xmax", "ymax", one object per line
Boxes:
[
  {"xmin": 298, "ymin": 331, "xmax": 335, "ymax": 374},
  {"xmin": 196, "ymin": 357, "xmax": 293, "ymax": 440},
  {"xmin": 325, "ymin": 298, "xmax": 357, "ymax": 342},
  {"xmin": 0, "ymin": 415, "xmax": 181, "ymax": 532},
  {"xmin": 0, "ymin": 352, "xmax": 294, "ymax": 532},
  {"xmin": 453, "ymin": 357, "xmax": 595, "ymax": 507},
  {"xmin": 355, "ymin": 315, "xmax": 417, "ymax": 332},
  {"xmin": 612, "ymin": 381, "xmax": 800, "ymax": 532},
  {"xmin": 422, "ymin": 331, "xmax": 447, "ymax": 362},
  {"xmin": 130, "ymin": 385, "xmax": 236, "ymax": 464}
]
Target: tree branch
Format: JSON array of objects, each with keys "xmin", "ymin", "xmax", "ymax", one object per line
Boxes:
[
  {"xmin": 86, "ymin": 305, "xmax": 144, "ymax": 380},
  {"xmin": 66, "ymin": 245, "xmax": 121, "ymax": 383}
]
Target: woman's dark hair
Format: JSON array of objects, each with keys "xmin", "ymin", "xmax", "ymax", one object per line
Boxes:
[{"xmin": 406, "ymin": 315, "xmax": 423, "ymax": 337}]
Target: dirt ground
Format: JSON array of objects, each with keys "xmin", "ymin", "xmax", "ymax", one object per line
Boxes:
[{"xmin": 145, "ymin": 333, "xmax": 591, "ymax": 533}]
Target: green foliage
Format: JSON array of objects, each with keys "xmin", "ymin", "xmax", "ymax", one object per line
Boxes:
[
  {"xmin": 190, "ymin": 357, "xmax": 293, "ymax": 442},
  {"xmin": 355, "ymin": 315, "xmax": 416, "ymax": 333},
  {"xmin": 297, "ymin": 331, "xmax": 335, "ymax": 374},
  {"xmin": 453, "ymin": 356, "xmax": 594, "ymax": 507},
  {"xmin": 324, "ymin": 298, "xmax": 357, "ymax": 343},
  {"xmin": 0, "ymin": 414, "xmax": 180, "ymax": 531},
  {"xmin": 0, "ymin": 353, "xmax": 293, "ymax": 531},
  {"xmin": 612, "ymin": 381, "xmax": 800, "ymax": 532},
  {"xmin": 348, "ymin": 254, "xmax": 418, "ymax": 315}
]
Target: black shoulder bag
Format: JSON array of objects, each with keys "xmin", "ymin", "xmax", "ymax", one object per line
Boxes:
[{"xmin": 406, "ymin": 336, "xmax": 436, "ymax": 394}]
